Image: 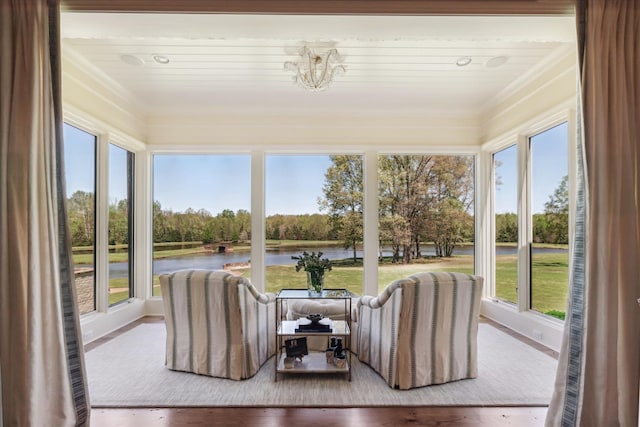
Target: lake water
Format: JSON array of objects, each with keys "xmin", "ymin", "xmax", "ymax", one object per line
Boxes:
[{"xmin": 105, "ymin": 244, "xmax": 566, "ymax": 278}]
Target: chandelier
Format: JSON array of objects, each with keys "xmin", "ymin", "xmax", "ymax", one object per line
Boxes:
[{"xmin": 284, "ymin": 46, "xmax": 345, "ymax": 92}]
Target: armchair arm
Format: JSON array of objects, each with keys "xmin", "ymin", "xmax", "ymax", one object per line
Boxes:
[
  {"xmin": 357, "ymin": 279, "xmax": 410, "ymax": 387},
  {"xmin": 358, "ymin": 279, "xmax": 406, "ymax": 310},
  {"xmin": 237, "ymin": 278, "xmax": 277, "ymax": 378},
  {"xmin": 240, "ymin": 277, "xmax": 276, "ymax": 304}
]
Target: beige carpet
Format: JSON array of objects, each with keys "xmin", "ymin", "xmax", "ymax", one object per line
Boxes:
[{"xmin": 85, "ymin": 322, "xmax": 557, "ymax": 407}]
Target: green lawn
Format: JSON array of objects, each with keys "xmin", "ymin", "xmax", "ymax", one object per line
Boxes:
[
  {"xmin": 108, "ymin": 277, "xmax": 131, "ymax": 305},
  {"xmin": 495, "ymin": 252, "xmax": 569, "ymax": 319},
  {"xmin": 85, "ymin": 242, "xmax": 568, "ymax": 320}
]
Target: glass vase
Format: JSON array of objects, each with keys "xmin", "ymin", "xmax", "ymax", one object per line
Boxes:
[{"xmin": 306, "ymin": 270, "xmax": 325, "ymax": 296}]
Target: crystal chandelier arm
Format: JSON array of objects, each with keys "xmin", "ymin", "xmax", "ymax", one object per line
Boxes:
[{"xmin": 285, "ymin": 46, "xmax": 345, "ymax": 92}]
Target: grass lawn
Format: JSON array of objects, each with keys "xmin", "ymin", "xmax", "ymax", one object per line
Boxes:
[
  {"xmin": 495, "ymin": 252, "xmax": 569, "ymax": 319},
  {"xmin": 108, "ymin": 277, "xmax": 131, "ymax": 305},
  {"xmin": 89, "ymin": 241, "xmax": 568, "ymax": 320}
]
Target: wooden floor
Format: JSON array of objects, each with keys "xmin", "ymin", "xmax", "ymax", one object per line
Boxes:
[
  {"xmin": 88, "ymin": 316, "xmax": 554, "ymax": 426},
  {"xmin": 91, "ymin": 407, "xmax": 549, "ymax": 426}
]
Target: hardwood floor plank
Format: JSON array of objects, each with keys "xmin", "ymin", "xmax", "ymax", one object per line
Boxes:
[{"xmin": 91, "ymin": 407, "xmax": 548, "ymax": 427}]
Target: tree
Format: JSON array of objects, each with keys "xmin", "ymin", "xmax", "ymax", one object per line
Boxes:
[
  {"xmin": 379, "ymin": 214, "xmax": 411, "ymax": 263},
  {"xmin": 153, "ymin": 201, "xmax": 170, "ymax": 243},
  {"xmin": 423, "ymin": 156, "xmax": 475, "ymax": 257},
  {"xmin": 67, "ymin": 190, "xmax": 95, "ymax": 246},
  {"xmin": 378, "ymin": 155, "xmax": 434, "ymax": 263},
  {"xmin": 543, "ymin": 175, "xmax": 569, "ymax": 244},
  {"xmin": 378, "ymin": 155, "xmax": 474, "ymax": 262},
  {"xmin": 495, "ymin": 213, "xmax": 518, "ymax": 242},
  {"xmin": 319, "ymin": 155, "xmax": 364, "ymax": 262},
  {"xmin": 108, "ymin": 198, "xmax": 129, "ymax": 245}
]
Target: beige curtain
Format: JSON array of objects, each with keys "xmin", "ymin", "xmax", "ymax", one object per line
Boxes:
[
  {"xmin": 546, "ymin": 1, "xmax": 640, "ymax": 426},
  {"xmin": 0, "ymin": 0, "xmax": 90, "ymax": 425}
]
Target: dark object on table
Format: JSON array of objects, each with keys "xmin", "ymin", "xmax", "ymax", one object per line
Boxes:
[
  {"xmin": 295, "ymin": 323, "xmax": 331, "ymax": 332},
  {"xmin": 285, "ymin": 337, "xmax": 309, "ymax": 358},
  {"xmin": 306, "ymin": 313, "xmax": 324, "ymax": 324},
  {"xmin": 296, "ymin": 313, "xmax": 331, "ymax": 332}
]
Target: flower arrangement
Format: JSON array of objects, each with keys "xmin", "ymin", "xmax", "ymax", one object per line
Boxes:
[{"xmin": 292, "ymin": 251, "xmax": 332, "ymax": 295}]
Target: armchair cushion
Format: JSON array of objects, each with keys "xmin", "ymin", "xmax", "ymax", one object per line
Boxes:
[{"xmin": 285, "ymin": 297, "xmax": 360, "ymax": 353}]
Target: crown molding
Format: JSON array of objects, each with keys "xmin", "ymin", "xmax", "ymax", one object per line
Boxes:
[
  {"xmin": 480, "ymin": 43, "xmax": 576, "ymax": 114},
  {"xmin": 62, "ymin": 43, "xmax": 146, "ymax": 118}
]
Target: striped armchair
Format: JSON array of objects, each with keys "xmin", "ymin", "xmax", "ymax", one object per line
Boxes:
[
  {"xmin": 159, "ymin": 270, "xmax": 276, "ymax": 380},
  {"xmin": 357, "ymin": 272, "xmax": 483, "ymax": 389}
]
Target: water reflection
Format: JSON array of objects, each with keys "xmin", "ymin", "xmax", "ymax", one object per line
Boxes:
[{"xmin": 103, "ymin": 244, "xmax": 565, "ymax": 278}]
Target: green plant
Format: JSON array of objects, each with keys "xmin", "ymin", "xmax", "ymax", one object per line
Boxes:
[
  {"xmin": 292, "ymin": 251, "xmax": 333, "ymax": 273},
  {"xmin": 292, "ymin": 251, "xmax": 332, "ymax": 293}
]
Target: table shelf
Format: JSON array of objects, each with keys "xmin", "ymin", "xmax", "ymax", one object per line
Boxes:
[
  {"xmin": 276, "ymin": 352, "xmax": 349, "ymax": 374},
  {"xmin": 275, "ymin": 288, "xmax": 353, "ymax": 382}
]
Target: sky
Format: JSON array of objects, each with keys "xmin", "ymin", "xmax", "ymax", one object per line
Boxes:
[
  {"xmin": 63, "ymin": 124, "xmax": 133, "ymax": 206},
  {"xmin": 494, "ymin": 122, "xmax": 569, "ymax": 214},
  {"xmin": 64, "ymin": 123, "xmax": 569, "ymax": 217},
  {"xmin": 152, "ymin": 154, "xmax": 334, "ymax": 215}
]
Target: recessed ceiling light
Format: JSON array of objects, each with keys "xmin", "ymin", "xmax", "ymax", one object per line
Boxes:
[
  {"xmin": 456, "ymin": 57, "xmax": 472, "ymax": 67},
  {"xmin": 120, "ymin": 54, "xmax": 144, "ymax": 67},
  {"xmin": 486, "ymin": 56, "xmax": 508, "ymax": 68},
  {"xmin": 153, "ymin": 55, "xmax": 170, "ymax": 64}
]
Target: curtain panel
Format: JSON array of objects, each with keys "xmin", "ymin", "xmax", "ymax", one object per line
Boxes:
[
  {"xmin": 0, "ymin": 0, "xmax": 90, "ymax": 425},
  {"xmin": 547, "ymin": 1, "xmax": 640, "ymax": 426}
]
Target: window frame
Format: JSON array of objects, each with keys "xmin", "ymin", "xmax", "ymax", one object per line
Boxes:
[
  {"xmin": 485, "ymin": 108, "xmax": 575, "ymax": 330},
  {"xmin": 147, "ymin": 146, "xmax": 480, "ymax": 297},
  {"xmin": 63, "ymin": 110, "xmax": 145, "ymax": 319},
  {"xmin": 107, "ymin": 142, "xmax": 136, "ymax": 307}
]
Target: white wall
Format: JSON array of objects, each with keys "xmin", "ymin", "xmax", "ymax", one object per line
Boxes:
[{"xmin": 147, "ymin": 111, "xmax": 482, "ymax": 147}]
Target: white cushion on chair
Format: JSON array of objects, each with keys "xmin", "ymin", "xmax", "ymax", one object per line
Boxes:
[{"xmin": 285, "ymin": 297, "xmax": 360, "ymax": 353}]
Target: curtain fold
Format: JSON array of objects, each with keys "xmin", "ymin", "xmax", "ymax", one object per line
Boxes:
[
  {"xmin": 0, "ymin": 0, "xmax": 90, "ymax": 425},
  {"xmin": 546, "ymin": 1, "xmax": 640, "ymax": 426}
]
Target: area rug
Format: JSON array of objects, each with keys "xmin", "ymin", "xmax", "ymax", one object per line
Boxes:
[{"xmin": 85, "ymin": 322, "xmax": 557, "ymax": 407}]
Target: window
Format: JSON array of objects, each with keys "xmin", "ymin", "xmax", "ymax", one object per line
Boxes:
[
  {"xmin": 63, "ymin": 123, "xmax": 97, "ymax": 315},
  {"xmin": 377, "ymin": 154, "xmax": 475, "ymax": 292},
  {"xmin": 151, "ymin": 154, "xmax": 251, "ymax": 296},
  {"xmin": 493, "ymin": 145, "xmax": 518, "ymax": 305},
  {"xmin": 265, "ymin": 155, "xmax": 364, "ymax": 295},
  {"xmin": 490, "ymin": 121, "xmax": 570, "ymax": 320},
  {"xmin": 529, "ymin": 123, "xmax": 569, "ymax": 319},
  {"xmin": 108, "ymin": 144, "xmax": 134, "ymax": 306}
]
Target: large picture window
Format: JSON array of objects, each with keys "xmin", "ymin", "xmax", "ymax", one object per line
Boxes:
[
  {"xmin": 264, "ymin": 155, "xmax": 364, "ymax": 295},
  {"xmin": 493, "ymin": 145, "xmax": 519, "ymax": 305},
  {"xmin": 108, "ymin": 143, "xmax": 135, "ymax": 306},
  {"xmin": 377, "ymin": 154, "xmax": 475, "ymax": 292},
  {"xmin": 529, "ymin": 123, "xmax": 569, "ymax": 319},
  {"xmin": 491, "ymin": 121, "xmax": 570, "ymax": 320},
  {"xmin": 151, "ymin": 154, "xmax": 251, "ymax": 296},
  {"xmin": 63, "ymin": 123, "xmax": 97, "ymax": 315}
]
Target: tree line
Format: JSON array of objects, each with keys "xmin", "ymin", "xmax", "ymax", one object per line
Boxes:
[
  {"xmin": 496, "ymin": 175, "xmax": 569, "ymax": 244},
  {"xmin": 66, "ymin": 159, "xmax": 568, "ymax": 261}
]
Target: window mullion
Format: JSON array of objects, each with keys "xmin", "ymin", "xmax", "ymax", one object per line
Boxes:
[
  {"xmin": 363, "ymin": 149, "xmax": 378, "ymax": 297},
  {"xmin": 95, "ymin": 133, "xmax": 110, "ymax": 312},
  {"xmin": 517, "ymin": 133, "xmax": 531, "ymax": 313}
]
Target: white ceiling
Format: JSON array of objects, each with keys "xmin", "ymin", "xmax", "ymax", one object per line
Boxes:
[{"xmin": 60, "ymin": 13, "xmax": 576, "ymax": 118}]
